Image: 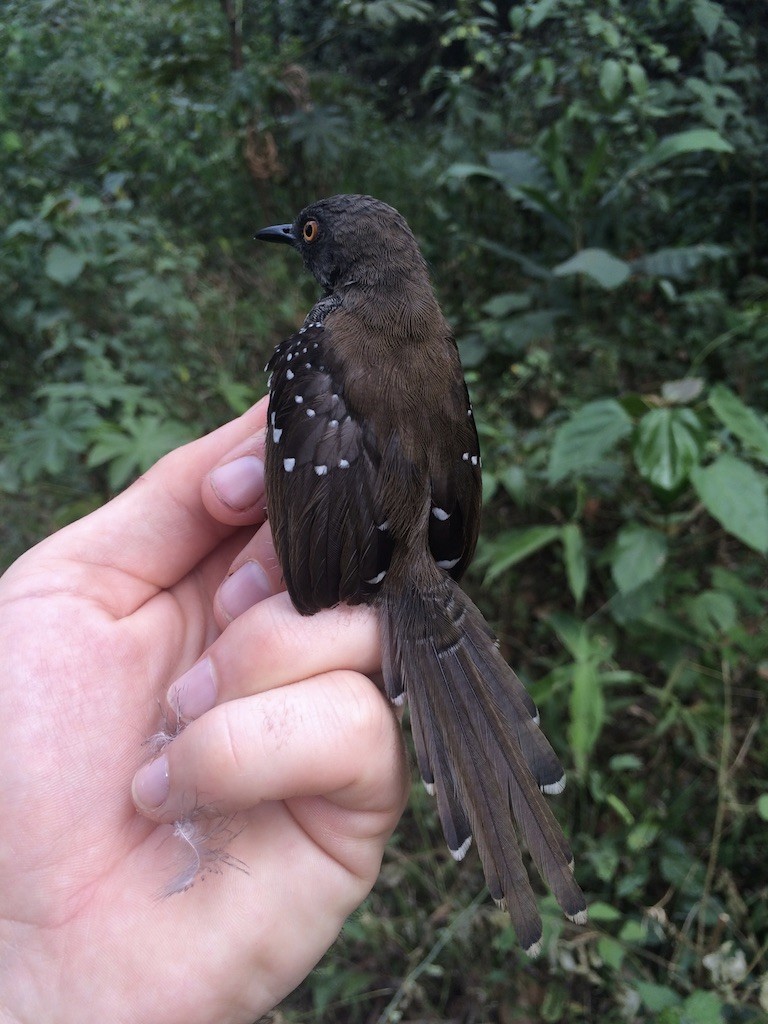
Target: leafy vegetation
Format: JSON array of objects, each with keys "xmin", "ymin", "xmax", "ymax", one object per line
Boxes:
[{"xmin": 1, "ymin": 1, "xmax": 767, "ymax": 1020}]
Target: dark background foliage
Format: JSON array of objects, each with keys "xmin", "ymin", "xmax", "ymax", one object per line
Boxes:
[{"xmin": 1, "ymin": 1, "xmax": 767, "ymax": 1020}]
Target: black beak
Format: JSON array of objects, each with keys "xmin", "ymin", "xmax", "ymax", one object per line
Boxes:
[{"xmin": 255, "ymin": 223, "xmax": 297, "ymax": 245}]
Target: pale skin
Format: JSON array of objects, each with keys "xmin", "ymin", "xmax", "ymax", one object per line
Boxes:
[{"xmin": 0, "ymin": 396, "xmax": 409, "ymax": 1024}]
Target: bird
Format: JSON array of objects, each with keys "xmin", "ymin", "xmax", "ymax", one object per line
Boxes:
[{"xmin": 256, "ymin": 194, "xmax": 586, "ymax": 954}]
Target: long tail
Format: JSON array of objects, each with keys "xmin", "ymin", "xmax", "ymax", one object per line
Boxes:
[{"xmin": 381, "ymin": 569, "xmax": 586, "ymax": 954}]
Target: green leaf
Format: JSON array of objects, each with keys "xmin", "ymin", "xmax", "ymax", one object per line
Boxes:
[
  {"xmin": 636, "ymin": 982, "xmax": 680, "ymax": 1012},
  {"xmin": 548, "ymin": 399, "xmax": 632, "ymax": 484},
  {"xmin": 693, "ymin": 0, "xmax": 723, "ymax": 40},
  {"xmin": 687, "ymin": 590, "xmax": 737, "ymax": 637},
  {"xmin": 709, "ymin": 384, "xmax": 768, "ymax": 460},
  {"xmin": 597, "ymin": 936, "xmax": 625, "ymax": 971},
  {"xmin": 570, "ymin": 651, "xmax": 604, "ymax": 776},
  {"xmin": 44, "ymin": 244, "xmax": 86, "ymax": 285},
  {"xmin": 628, "ymin": 820, "xmax": 659, "ymax": 851},
  {"xmin": 691, "ymin": 455, "xmax": 768, "ymax": 553},
  {"xmin": 87, "ymin": 416, "xmax": 194, "ymax": 489},
  {"xmin": 645, "ymin": 128, "xmax": 734, "ymax": 169},
  {"xmin": 611, "ymin": 523, "xmax": 668, "ymax": 594},
  {"xmin": 589, "ymin": 901, "xmax": 622, "ymax": 922},
  {"xmin": 484, "ymin": 526, "xmax": 561, "ymax": 583},
  {"xmin": 549, "ymin": 615, "xmax": 607, "ymax": 775},
  {"xmin": 487, "ymin": 148, "xmax": 549, "ymax": 190},
  {"xmin": 626, "ymin": 62, "xmax": 648, "ymax": 95},
  {"xmin": 632, "ymin": 244, "xmax": 729, "ymax": 281},
  {"xmin": 560, "ymin": 523, "xmax": 588, "ymax": 604},
  {"xmin": 553, "ymin": 248, "xmax": 631, "ymax": 290},
  {"xmin": 757, "ymin": 795, "xmax": 768, "ymax": 821},
  {"xmin": 481, "ymin": 292, "xmax": 530, "ymax": 318},
  {"xmin": 679, "ymin": 990, "xmax": 723, "ymax": 1024},
  {"xmin": 634, "ymin": 407, "xmax": 703, "ymax": 491},
  {"xmin": 600, "ymin": 58, "xmax": 624, "ymax": 102},
  {"xmin": 661, "ymin": 378, "xmax": 704, "ymax": 404}
]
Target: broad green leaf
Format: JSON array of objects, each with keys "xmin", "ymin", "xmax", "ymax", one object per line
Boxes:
[
  {"xmin": 497, "ymin": 463, "xmax": 526, "ymax": 504},
  {"xmin": 758, "ymin": 795, "xmax": 768, "ymax": 821},
  {"xmin": 548, "ymin": 399, "xmax": 632, "ymax": 484},
  {"xmin": 634, "ymin": 407, "xmax": 703, "ymax": 491},
  {"xmin": 600, "ymin": 58, "xmax": 624, "ymax": 102},
  {"xmin": 679, "ymin": 991, "xmax": 724, "ymax": 1024},
  {"xmin": 691, "ymin": 455, "xmax": 768, "ymax": 553},
  {"xmin": 484, "ymin": 525, "xmax": 561, "ymax": 583},
  {"xmin": 709, "ymin": 383, "xmax": 768, "ymax": 460},
  {"xmin": 526, "ymin": 0, "xmax": 561, "ymax": 29},
  {"xmin": 645, "ymin": 128, "xmax": 734, "ymax": 169},
  {"xmin": 487, "ymin": 148, "xmax": 549, "ymax": 190},
  {"xmin": 628, "ymin": 821, "xmax": 659, "ymax": 851},
  {"xmin": 597, "ymin": 936, "xmax": 625, "ymax": 971},
  {"xmin": 661, "ymin": 378, "xmax": 704, "ymax": 404},
  {"xmin": 626, "ymin": 62, "xmax": 648, "ymax": 95},
  {"xmin": 687, "ymin": 590, "xmax": 737, "ymax": 637},
  {"xmin": 481, "ymin": 292, "xmax": 530, "ymax": 318},
  {"xmin": 619, "ymin": 919, "xmax": 647, "ymax": 944},
  {"xmin": 547, "ymin": 611, "xmax": 590, "ymax": 659},
  {"xmin": 560, "ymin": 523, "xmax": 588, "ymax": 604},
  {"xmin": 611, "ymin": 523, "xmax": 667, "ymax": 594},
  {"xmin": 693, "ymin": 0, "xmax": 723, "ymax": 39},
  {"xmin": 553, "ymin": 248, "xmax": 631, "ymax": 290},
  {"xmin": 632, "ymin": 244, "xmax": 728, "ymax": 281},
  {"xmin": 589, "ymin": 902, "xmax": 622, "ymax": 922},
  {"xmin": 45, "ymin": 244, "xmax": 85, "ymax": 285},
  {"xmin": 636, "ymin": 982, "xmax": 680, "ymax": 1012},
  {"xmin": 87, "ymin": 416, "xmax": 194, "ymax": 489}
]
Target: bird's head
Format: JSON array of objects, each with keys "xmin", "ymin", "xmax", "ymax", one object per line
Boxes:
[{"xmin": 256, "ymin": 194, "xmax": 429, "ymax": 294}]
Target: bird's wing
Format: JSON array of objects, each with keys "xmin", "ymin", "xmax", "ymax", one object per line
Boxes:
[
  {"xmin": 426, "ymin": 377, "xmax": 482, "ymax": 582},
  {"xmin": 266, "ymin": 324, "xmax": 394, "ymax": 613}
]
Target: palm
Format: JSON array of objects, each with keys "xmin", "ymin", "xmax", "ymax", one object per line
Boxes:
[{"xmin": 0, "ymin": 403, "xmax": 407, "ymax": 1024}]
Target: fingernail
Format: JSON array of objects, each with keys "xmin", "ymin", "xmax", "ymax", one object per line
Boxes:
[
  {"xmin": 210, "ymin": 456, "xmax": 265, "ymax": 511},
  {"xmin": 167, "ymin": 658, "xmax": 216, "ymax": 721},
  {"xmin": 132, "ymin": 755, "xmax": 170, "ymax": 810},
  {"xmin": 219, "ymin": 560, "xmax": 272, "ymax": 620}
]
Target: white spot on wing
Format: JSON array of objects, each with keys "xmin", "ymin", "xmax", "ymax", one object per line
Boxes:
[
  {"xmin": 306, "ymin": 408, "xmax": 315, "ymax": 417},
  {"xmin": 423, "ymin": 779, "xmax": 435, "ymax": 795},
  {"xmin": 314, "ymin": 465, "xmax": 328, "ymax": 476},
  {"xmin": 272, "ymin": 427, "xmax": 282, "ymax": 443},
  {"xmin": 283, "ymin": 458, "xmax": 295, "ymax": 472},
  {"xmin": 338, "ymin": 459, "xmax": 350, "ymax": 469},
  {"xmin": 294, "ymin": 395, "xmax": 303, "ymax": 404},
  {"xmin": 432, "ymin": 506, "xmax": 450, "ymax": 521},
  {"xmin": 377, "ymin": 520, "xmax": 390, "ymax": 531},
  {"xmin": 286, "ymin": 369, "xmax": 294, "ymax": 380},
  {"xmin": 365, "ymin": 570, "xmax": 387, "ymax": 585}
]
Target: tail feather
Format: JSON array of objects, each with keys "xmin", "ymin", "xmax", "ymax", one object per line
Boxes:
[{"xmin": 381, "ymin": 570, "xmax": 586, "ymax": 951}]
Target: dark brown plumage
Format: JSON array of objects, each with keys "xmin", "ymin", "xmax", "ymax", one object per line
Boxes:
[{"xmin": 257, "ymin": 194, "xmax": 586, "ymax": 954}]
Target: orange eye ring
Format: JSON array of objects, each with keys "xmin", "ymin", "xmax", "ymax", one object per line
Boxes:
[{"xmin": 302, "ymin": 219, "xmax": 319, "ymax": 243}]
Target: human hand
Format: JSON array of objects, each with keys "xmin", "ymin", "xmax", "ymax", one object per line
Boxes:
[{"xmin": 0, "ymin": 397, "xmax": 409, "ymax": 1024}]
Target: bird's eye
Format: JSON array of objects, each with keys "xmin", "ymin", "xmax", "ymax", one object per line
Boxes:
[{"xmin": 302, "ymin": 219, "xmax": 320, "ymax": 243}]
